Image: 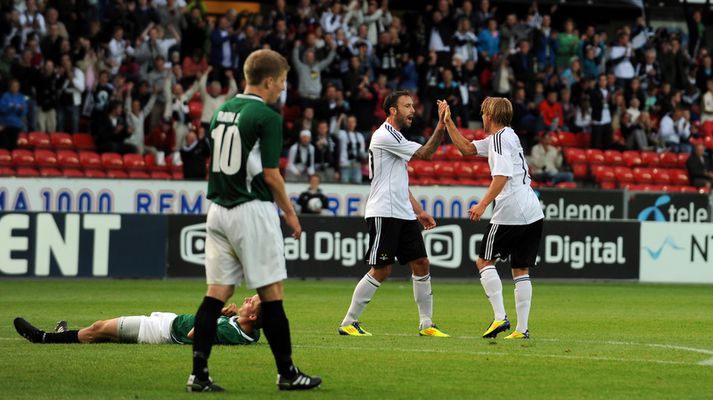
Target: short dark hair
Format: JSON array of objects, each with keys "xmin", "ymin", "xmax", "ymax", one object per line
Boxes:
[{"xmin": 382, "ymin": 90, "xmax": 411, "ymax": 116}]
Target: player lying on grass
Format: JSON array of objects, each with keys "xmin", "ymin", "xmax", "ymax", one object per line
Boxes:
[{"xmin": 14, "ymin": 295, "xmax": 261, "ymax": 345}]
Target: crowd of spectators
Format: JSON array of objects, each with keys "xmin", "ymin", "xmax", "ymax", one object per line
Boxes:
[{"xmin": 0, "ymin": 0, "xmax": 712, "ymax": 188}]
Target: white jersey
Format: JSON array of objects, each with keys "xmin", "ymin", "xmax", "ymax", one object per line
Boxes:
[
  {"xmin": 365, "ymin": 122, "xmax": 421, "ymax": 220},
  {"xmin": 472, "ymin": 127, "xmax": 544, "ymax": 225}
]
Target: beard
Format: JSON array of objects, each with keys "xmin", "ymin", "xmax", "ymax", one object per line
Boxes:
[{"xmin": 396, "ymin": 112, "xmax": 413, "ymax": 130}]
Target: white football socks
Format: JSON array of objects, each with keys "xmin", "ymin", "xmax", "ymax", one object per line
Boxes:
[
  {"xmin": 341, "ymin": 273, "xmax": 380, "ymax": 326},
  {"xmin": 479, "ymin": 266, "xmax": 507, "ymax": 320},
  {"xmin": 412, "ymin": 274, "xmax": 433, "ymax": 330},
  {"xmin": 514, "ymin": 275, "xmax": 532, "ymax": 333}
]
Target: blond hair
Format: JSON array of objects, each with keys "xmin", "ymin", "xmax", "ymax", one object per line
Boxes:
[
  {"xmin": 244, "ymin": 49, "xmax": 290, "ymax": 86},
  {"xmin": 480, "ymin": 97, "xmax": 513, "ymax": 126}
]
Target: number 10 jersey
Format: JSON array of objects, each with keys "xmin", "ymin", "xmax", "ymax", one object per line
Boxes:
[{"xmin": 207, "ymin": 93, "xmax": 283, "ymax": 208}]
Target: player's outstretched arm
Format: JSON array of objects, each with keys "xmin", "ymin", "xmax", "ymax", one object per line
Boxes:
[
  {"xmin": 412, "ymin": 104, "xmax": 446, "ymax": 160},
  {"xmin": 264, "ymin": 168, "xmax": 302, "ymax": 239},
  {"xmin": 439, "ymin": 100, "xmax": 477, "ymax": 156}
]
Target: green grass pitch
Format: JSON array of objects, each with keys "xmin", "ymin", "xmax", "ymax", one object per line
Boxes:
[{"xmin": 2, "ymin": 279, "xmax": 712, "ymax": 399}]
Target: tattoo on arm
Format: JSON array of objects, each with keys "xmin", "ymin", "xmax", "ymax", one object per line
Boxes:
[{"xmin": 412, "ymin": 125, "xmax": 445, "ymax": 160}]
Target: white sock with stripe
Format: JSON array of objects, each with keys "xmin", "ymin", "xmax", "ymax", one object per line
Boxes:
[
  {"xmin": 412, "ymin": 274, "xmax": 433, "ymax": 330},
  {"xmin": 341, "ymin": 273, "xmax": 380, "ymax": 326},
  {"xmin": 514, "ymin": 275, "xmax": 532, "ymax": 333},
  {"xmin": 479, "ymin": 266, "xmax": 507, "ymax": 320}
]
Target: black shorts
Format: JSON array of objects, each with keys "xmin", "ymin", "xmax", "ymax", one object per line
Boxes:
[
  {"xmin": 365, "ymin": 217, "xmax": 428, "ymax": 266},
  {"xmin": 479, "ymin": 219, "xmax": 544, "ymax": 268}
]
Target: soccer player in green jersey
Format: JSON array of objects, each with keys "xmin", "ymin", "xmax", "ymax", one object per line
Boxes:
[
  {"xmin": 13, "ymin": 295, "xmax": 261, "ymax": 345},
  {"xmin": 187, "ymin": 49, "xmax": 321, "ymax": 392}
]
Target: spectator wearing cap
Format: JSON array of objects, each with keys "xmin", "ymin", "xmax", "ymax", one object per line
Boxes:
[{"xmin": 286, "ymin": 129, "xmax": 316, "ymax": 182}]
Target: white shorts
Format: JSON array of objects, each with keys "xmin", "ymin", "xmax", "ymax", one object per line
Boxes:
[
  {"xmin": 124, "ymin": 312, "xmax": 178, "ymax": 344},
  {"xmin": 205, "ymin": 200, "xmax": 287, "ymax": 289}
]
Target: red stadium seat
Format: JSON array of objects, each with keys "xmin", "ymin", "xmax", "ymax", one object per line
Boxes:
[
  {"xmin": 123, "ymin": 153, "xmax": 146, "ymax": 170},
  {"xmin": 678, "ymin": 186, "xmax": 698, "ymax": 193},
  {"xmin": 0, "ymin": 166, "xmax": 15, "ymax": 176},
  {"xmin": 57, "ymin": 150, "xmax": 80, "ymax": 168},
  {"xmin": 84, "ymin": 169, "xmax": 106, "ymax": 178},
  {"xmin": 128, "ymin": 170, "xmax": 150, "ymax": 179},
  {"xmin": 555, "ymin": 182, "xmax": 577, "ymax": 189},
  {"xmin": 633, "ymin": 167, "xmax": 654, "ymax": 183},
  {"xmin": 622, "ymin": 150, "xmax": 643, "ymax": 167},
  {"xmin": 670, "ymin": 169, "xmax": 690, "ymax": 186},
  {"xmin": 677, "ymin": 153, "xmax": 689, "ymax": 167},
  {"xmin": 413, "ymin": 162, "xmax": 435, "ymax": 178},
  {"xmin": 50, "ymin": 132, "xmax": 73, "ymax": 149},
  {"xmin": 62, "ymin": 168, "xmax": 85, "ymax": 178},
  {"xmin": 150, "ymin": 171, "xmax": 172, "ymax": 180},
  {"xmin": 640, "ymin": 151, "xmax": 659, "ymax": 167},
  {"xmin": 28, "ymin": 131, "xmax": 51, "ymax": 148},
  {"xmin": 171, "ymin": 170, "xmax": 184, "ymax": 180},
  {"xmin": 0, "ymin": 149, "xmax": 11, "ymax": 166},
  {"xmin": 556, "ymin": 132, "xmax": 579, "ymax": 147},
  {"xmin": 188, "ymin": 101, "xmax": 203, "ymax": 120},
  {"xmin": 73, "ymin": 133, "xmax": 95, "ymax": 151},
  {"xmin": 445, "ymin": 145, "xmax": 462, "ymax": 160},
  {"xmin": 614, "ymin": 166, "xmax": 634, "ymax": 183},
  {"xmin": 79, "ymin": 151, "xmax": 101, "ymax": 168},
  {"xmin": 564, "ymin": 148, "xmax": 587, "ymax": 164},
  {"xmin": 702, "ymin": 121, "xmax": 713, "ymax": 137},
  {"xmin": 704, "ymin": 136, "xmax": 713, "ymax": 149},
  {"xmin": 106, "ymin": 169, "xmax": 128, "ymax": 179},
  {"xmin": 433, "ymin": 161, "xmax": 455, "ymax": 177},
  {"xmin": 16, "ymin": 167, "xmax": 39, "ymax": 177},
  {"xmin": 453, "ymin": 162, "xmax": 473, "ymax": 178},
  {"xmin": 12, "ymin": 149, "xmax": 35, "ymax": 166},
  {"xmin": 145, "ymin": 153, "xmax": 168, "ymax": 172},
  {"xmin": 599, "ymin": 181, "xmax": 617, "ymax": 189},
  {"xmin": 34, "ymin": 149, "xmax": 57, "ymax": 167},
  {"xmin": 40, "ymin": 167, "xmax": 62, "ymax": 177},
  {"xmin": 592, "ymin": 165, "xmax": 615, "ymax": 183},
  {"xmin": 659, "ymin": 152, "xmax": 678, "ymax": 167},
  {"xmin": 586, "ymin": 149, "xmax": 605, "ymax": 165},
  {"xmin": 101, "ymin": 153, "xmax": 124, "ymax": 169},
  {"xmin": 652, "ymin": 168, "xmax": 671, "ymax": 185},
  {"xmin": 572, "ymin": 163, "xmax": 588, "ymax": 180},
  {"xmin": 461, "ymin": 128, "xmax": 477, "ymax": 141},
  {"xmin": 16, "ymin": 132, "xmax": 29, "ymax": 148},
  {"xmin": 431, "ymin": 145, "xmax": 447, "ymax": 161},
  {"xmin": 409, "ymin": 177, "xmax": 423, "ymax": 185},
  {"xmin": 604, "ymin": 150, "xmax": 624, "ymax": 166},
  {"xmin": 474, "ymin": 129, "xmax": 487, "ymax": 140}
]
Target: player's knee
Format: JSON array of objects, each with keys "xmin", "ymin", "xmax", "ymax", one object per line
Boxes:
[
  {"xmin": 475, "ymin": 258, "xmax": 490, "ymax": 270},
  {"xmin": 410, "ymin": 257, "xmax": 430, "ymax": 276},
  {"xmin": 369, "ymin": 265, "xmax": 392, "ymax": 282}
]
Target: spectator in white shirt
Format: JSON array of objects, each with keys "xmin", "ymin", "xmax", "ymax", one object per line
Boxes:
[
  {"xmin": 528, "ymin": 132, "xmax": 574, "ymax": 185},
  {"xmin": 108, "ymin": 26, "xmax": 133, "ymax": 75},
  {"xmin": 452, "ymin": 17, "xmax": 478, "ymax": 62},
  {"xmin": 124, "ymin": 82, "xmax": 157, "ymax": 154},
  {"xmin": 658, "ymin": 105, "xmax": 692, "ymax": 153},
  {"xmin": 608, "ymin": 32, "xmax": 635, "ymax": 87},
  {"xmin": 701, "ymin": 79, "xmax": 713, "ymax": 122},
  {"xmin": 321, "ymin": 2, "xmax": 344, "ymax": 34},
  {"xmin": 286, "ymin": 130, "xmax": 316, "ymax": 182}
]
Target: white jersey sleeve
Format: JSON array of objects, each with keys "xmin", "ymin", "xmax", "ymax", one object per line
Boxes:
[
  {"xmin": 371, "ymin": 124, "xmax": 422, "ymax": 160},
  {"xmin": 472, "ymin": 136, "xmax": 491, "ymax": 157},
  {"xmin": 489, "ymin": 133, "xmax": 514, "ymax": 177}
]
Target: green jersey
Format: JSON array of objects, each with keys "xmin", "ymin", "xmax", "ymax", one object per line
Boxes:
[
  {"xmin": 170, "ymin": 314, "xmax": 260, "ymax": 345},
  {"xmin": 206, "ymin": 93, "xmax": 283, "ymax": 208}
]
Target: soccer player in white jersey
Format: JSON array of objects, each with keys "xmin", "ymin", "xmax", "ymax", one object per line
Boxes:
[
  {"xmin": 338, "ymin": 91, "xmax": 450, "ymax": 338},
  {"xmin": 439, "ymin": 97, "xmax": 544, "ymax": 339}
]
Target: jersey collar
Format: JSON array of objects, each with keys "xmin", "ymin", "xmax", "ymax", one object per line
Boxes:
[
  {"xmin": 236, "ymin": 93, "xmax": 264, "ymax": 102},
  {"xmin": 384, "ymin": 121, "xmax": 403, "ymax": 134}
]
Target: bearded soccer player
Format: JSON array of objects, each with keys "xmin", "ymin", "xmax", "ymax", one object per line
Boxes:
[
  {"xmin": 439, "ymin": 98, "xmax": 544, "ymax": 339},
  {"xmin": 338, "ymin": 91, "xmax": 450, "ymax": 338},
  {"xmin": 187, "ymin": 49, "xmax": 320, "ymax": 392},
  {"xmin": 14, "ymin": 296, "xmax": 261, "ymax": 346}
]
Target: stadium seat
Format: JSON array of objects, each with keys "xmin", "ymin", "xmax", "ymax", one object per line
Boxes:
[
  {"xmin": 577, "ymin": 132, "xmax": 591, "ymax": 148},
  {"xmin": 564, "ymin": 148, "xmax": 587, "ymax": 164},
  {"xmin": 677, "ymin": 153, "xmax": 689, "ymax": 167},
  {"xmin": 409, "ymin": 177, "xmax": 423, "ymax": 185},
  {"xmin": 453, "ymin": 162, "xmax": 473, "ymax": 178},
  {"xmin": 188, "ymin": 101, "xmax": 203, "ymax": 120},
  {"xmin": 572, "ymin": 163, "xmax": 588, "ymax": 180},
  {"xmin": 614, "ymin": 166, "xmax": 634, "ymax": 184},
  {"xmin": 50, "ymin": 132, "xmax": 73, "ymax": 149},
  {"xmin": 413, "ymin": 162, "xmax": 435, "ymax": 178},
  {"xmin": 432, "ymin": 145, "xmax": 447, "ymax": 161},
  {"xmin": 39, "ymin": 167, "xmax": 62, "ymax": 177},
  {"xmin": 633, "ymin": 167, "xmax": 654, "ymax": 183},
  {"xmin": 445, "ymin": 145, "xmax": 462, "ymax": 160},
  {"xmin": 652, "ymin": 168, "xmax": 672, "ymax": 185},
  {"xmin": 28, "ymin": 131, "xmax": 51, "ymax": 148},
  {"xmin": 106, "ymin": 169, "xmax": 128, "ymax": 179},
  {"xmin": 0, "ymin": 149, "xmax": 11, "ymax": 166},
  {"xmin": 670, "ymin": 169, "xmax": 690, "ymax": 186},
  {"xmin": 460, "ymin": 128, "xmax": 477, "ymax": 141},
  {"xmin": 128, "ymin": 170, "xmax": 151, "ymax": 179},
  {"xmin": 150, "ymin": 171, "xmax": 172, "ymax": 180},
  {"xmin": 592, "ymin": 165, "xmax": 615, "ymax": 183},
  {"xmin": 171, "ymin": 170, "xmax": 184, "ymax": 180},
  {"xmin": 555, "ymin": 182, "xmax": 577, "ymax": 189},
  {"xmin": 34, "ymin": 149, "xmax": 58, "ymax": 167},
  {"xmin": 433, "ymin": 161, "xmax": 455, "ymax": 177},
  {"xmin": 586, "ymin": 149, "xmax": 605, "ymax": 165},
  {"xmin": 604, "ymin": 150, "xmax": 623, "ymax": 165},
  {"xmin": 145, "ymin": 153, "xmax": 168, "ymax": 172},
  {"xmin": 16, "ymin": 132, "xmax": 29, "ymax": 148},
  {"xmin": 622, "ymin": 150, "xmax": 643, "ymax": 167},
  {"xmin": 659, "ymin": 152, "xmax": 678, "ymax": 167},
  {"xmin": 101, "ymin": 153, "xmax": 124, "ymax": 169},
  {"xmin": 73, "ymin": 133, "xmax": 95, "ymax": 151},
  {"xmin": 16, "ymin": 167, "xmax": 39, "ymax": 177},
  {"xmin": 57, "ymin": 150, "xmax": 80, "ymax": 168},
  {"xmin": 79, "ymin": 151, "xmax": 101, "ymax": 168},
  {"xmin": 702, "ymin": 120, "xmax": 713, "ymax": 137},
  {"xmin": 640, "ymin": 151, "xmax": 659, "ymax": 167},
  {"xmin": 84, "ymin": 169, "xmax": 106, "ymax": 178},
  {"xmin": 704, "ymin": 136, "xmax": 713, "ymax": 149},
  {"xmin": 123, "ymin": 153, "xmax": 146, "ymax": 170},
  {"xmin": 12, "ymin": 149, "xmax": 35, "ymax": 166},
  {"xmin": 0, "ymin": 166, "xmax": 15, "ymax": 176},
  {"xmin": 62, "ymin": 168, "xmax": 85, "ymax": 178},
  {"xmin": 557, "ymin": 132, "xmax": 579, "ymax": 147}
]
